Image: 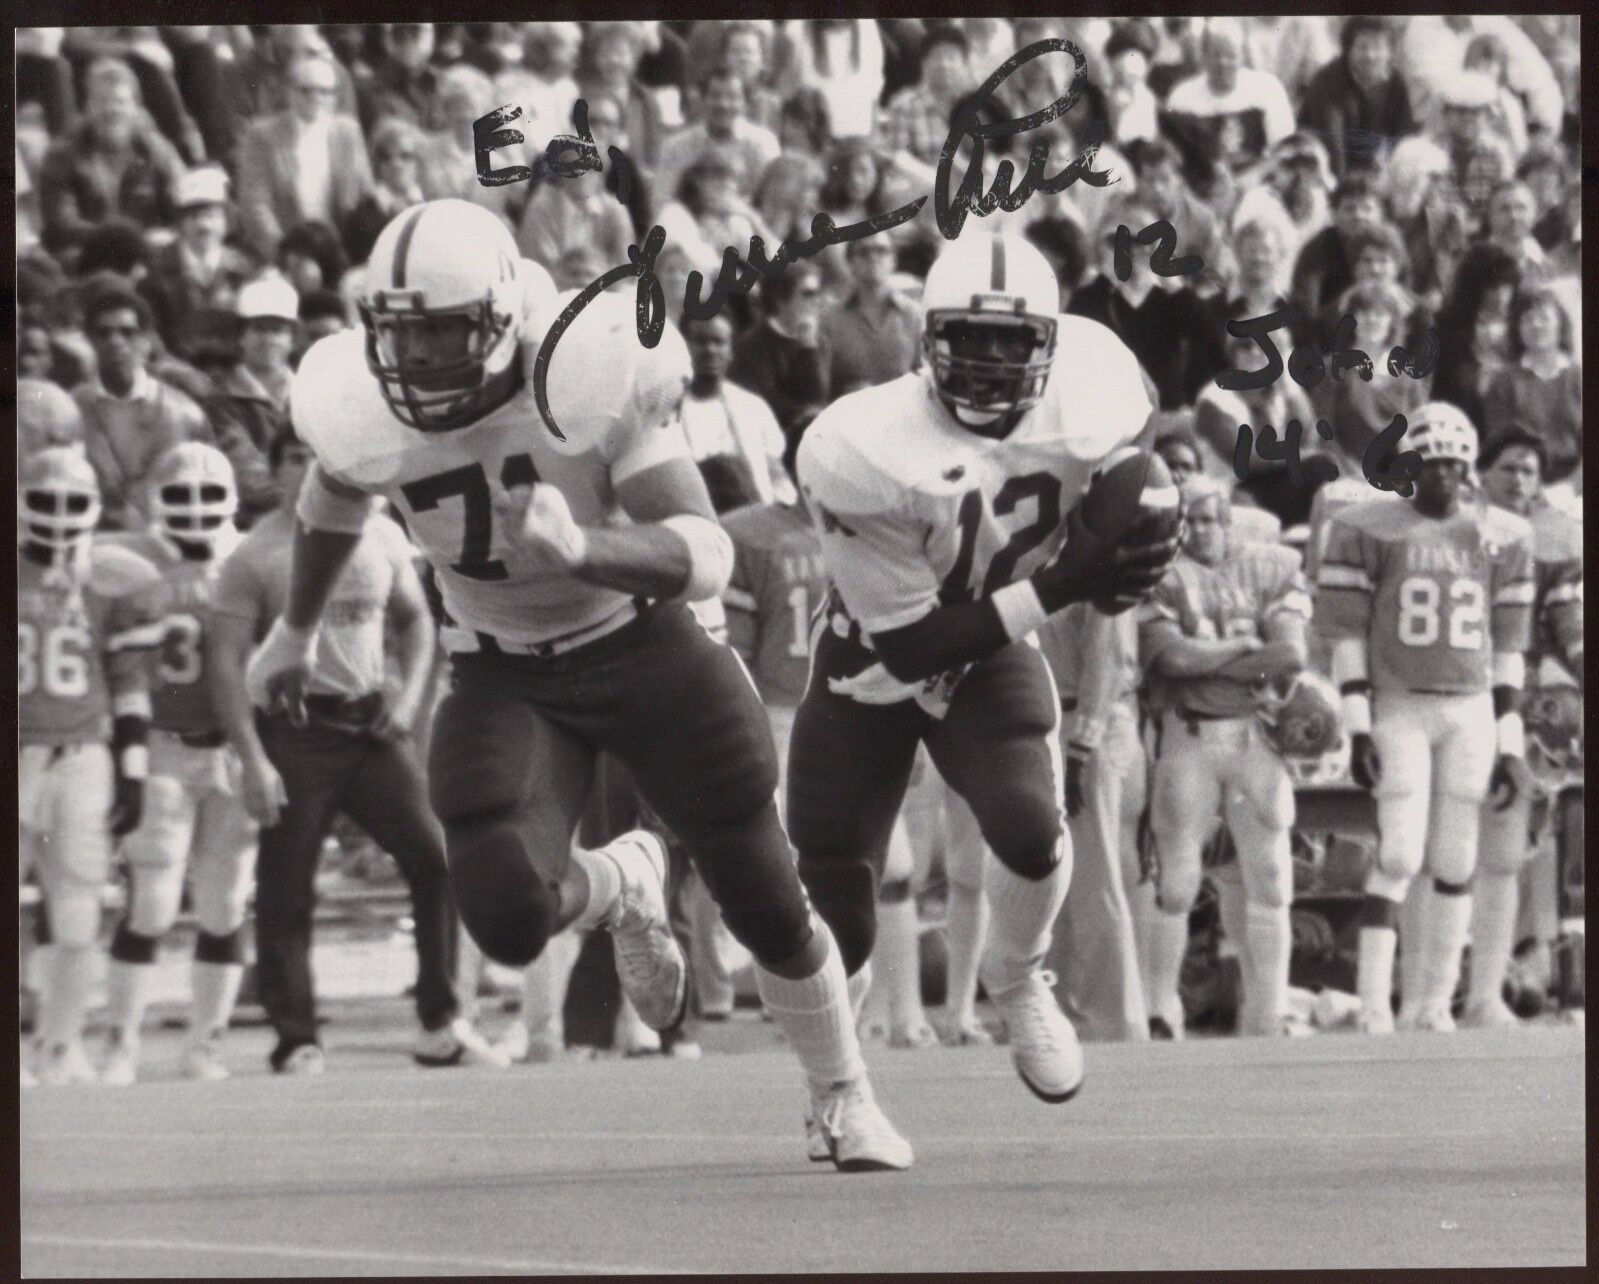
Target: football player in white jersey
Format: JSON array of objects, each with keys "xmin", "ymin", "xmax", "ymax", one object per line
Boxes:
[
  {"xmin": 1316, "ymin": 403, "xmax": 1535, "ymax": 1033},
  {"xmin": 100, "ymin": 443, "xmax": 258, "ymax": 1084},
  {"xmin": 244, "ymin": 199, "xmax": 910, "ymax": 1171},
  {"xmin": 788, "ymin": 231, "xmax": 1182, "ymax": 1111}
]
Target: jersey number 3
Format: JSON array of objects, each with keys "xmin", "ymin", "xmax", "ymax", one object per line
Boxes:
[
  {"xmin": 401, "ymin": 455, "xmax": 540, "ymax": 581},
  {"xmin": 941, "ymin": 473, "xmax": 1064, "ymax": 603}
]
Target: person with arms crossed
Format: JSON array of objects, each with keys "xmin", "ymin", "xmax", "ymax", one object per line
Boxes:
[
  {"xmin": 788, "ymin": 231, "xmax": 1182, "ymax": 1123},
  {"xmin": 245, "ymin": 199, "xmax": 911, "ymax": 1170},
  {"xmin": 1464, "ymin": 427, "xmax": 1582, "ymax": 1026},
  {"xmin": 1316, "ymin": 403, "xmax": 1535, "ymax": 1033},
  {"xmin": 19, "ymin": 448, "xmax": 164, "ymax": 1086},
  {"xmin": 1137, "ymin": 478, "xmax": 1313, "ymax": 1038},
  {"xmin": 99, "ymin": 444, "xmax": 259, "ymax": 1084},
  {"xmin": 208, "ymin": 428, "xmax": 496, "ymax": 1074}
]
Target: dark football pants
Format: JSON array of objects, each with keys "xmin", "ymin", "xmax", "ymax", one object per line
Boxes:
[
  {"xmin": 431, "ymin": 603, "xmax": 813, "ymax": 970},
  {"xmin": 254, "ymin": 709, "xmax": 459, "ymax": 1054},
  {"xmin": 787, "ymin": 627, "xmax": 1066, "ymax": 976}
]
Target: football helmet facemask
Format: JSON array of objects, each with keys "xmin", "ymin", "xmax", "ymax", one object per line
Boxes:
[
  {"xmin": 149, "ymin": 441, "xmax": 238, "ymax": 549},
  {"xmin": 1254, "ymin": 670, "xmax": 1342, "ymax": 760},
  {"xmin": 19, "ymin": 447, "xmax": 101, "ymax": 554},
  {"xmin": 1523, "ymin": 684, "xmax": 1583, "ymax": 790},
  {"xmin": 359, "ymin": 199, "xmax": 526, "ymax": 433},
  {"xmin": 922, "ymin": 231, "xmax": 1058, "ymax": 438},
  {"xmin": 1406, "ymin": 401, "xmax": 1478, "ymax": 466}
]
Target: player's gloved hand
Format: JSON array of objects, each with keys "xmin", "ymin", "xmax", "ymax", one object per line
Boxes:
[
  {"xmin": 1064, "ymin": 741, "xmax": 1091, "ymax": 818},
  {"xmin": 1349, "ymin": 732, "xmax": 1381, "ymax": 792},
  {"xmin": 1487, "ymin": 753, "xmax": 1524, "ymax": 812},
  {"xmin": 1037, "ymin": 504, "xmax": 1182, "ymax": 617},
  {"xmin": 495, "ymin": 481, "xmax": 589, "ymax": 572},
  {"xmin": 249, "ymin": 619, "xmax": 319, "ymax": 727},
  {"xmin": 109, "ymin": 775, "xmax": 144, "ymax": 838},
  {"xmin": 240, "ymin": 751, "xmax": 289, "ymax": 829}
]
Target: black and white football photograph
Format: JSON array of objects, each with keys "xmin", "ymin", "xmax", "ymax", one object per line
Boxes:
[{"xmin": 13, "ymin": 6, "xmax": 1586, "ymax": 1275}]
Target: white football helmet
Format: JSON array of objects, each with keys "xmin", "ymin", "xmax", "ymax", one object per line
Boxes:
[
  {"xmin": 149, "ymin": 441, "xmax": 238, "ymax": 548},
  {"xmin": 20, "ymin": 446, "xmax": 101, "ymax": 554},
  {"xmin": 1405, "ymin": 401, "xmax": 1478, "ymax": 466},
  {"xmin": 921, "ymin": 230, "xmax": 1058, "ymax": 436},
  {"xmin": 359, "ymin": 199, "xmax": 526, "ymax": 432}
]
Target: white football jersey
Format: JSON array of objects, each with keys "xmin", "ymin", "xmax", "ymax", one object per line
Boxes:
[
  {"xmin": 798, "ymin": 314, "xmax": 1152, "ymax": 638},
  {"xmin": 291, "ymin": 288, "xmax": 693, "ymax": 647}
]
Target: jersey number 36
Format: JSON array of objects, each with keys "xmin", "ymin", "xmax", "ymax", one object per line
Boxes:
[{"xmin": 18, "ymin": 622, "xmax": 90, "ymax": 698}]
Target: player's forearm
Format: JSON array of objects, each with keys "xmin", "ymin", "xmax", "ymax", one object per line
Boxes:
[
  {"xmin": 284, "ymin": 522, "xmax": 363, "ymax": 631},
  {"xmin": 1150, "ymin": 635, "xmax": 1259, "ymax": 678},
  {"xmin": 206, "ymin": 615, "xmax": 269, "ymax": 763},
  {"xmin": 568, "ymin": 523, "xmax": 693, "ymax": 599},
  {"xmin": 870, "ymin": 599, "xmax": 1012, "ymax": 685}
]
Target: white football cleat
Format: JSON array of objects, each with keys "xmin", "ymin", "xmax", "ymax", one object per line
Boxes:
[
  {"xmin": 183, "ymin": 1031, "xmax": 230, "ymax": 1082},
  {"xmin": 888, "ymin": 1020, "xmax": 939, "ymax": 1050},
  {"xmin": 603, "ymin": 833, "xmax": 688, "ymax": 1033},
  {"xmin": 813, "ymin": 1078, "xmax": 915, "ymax": 1172},
  {"xmin": 99, "ymin": 1032, "xmax": 140, "ymax": 1087},
  {"xmin": 988, "ymin": 969, "xmax": 1084, "ymax": 1103},
  {"xmin": 938, "ymin": 1015, "xmax": 995, "ymax": 1047},
  {"xmin": 413, "ymin": 1018, "xmax": 512, "ymax": 1069},
  {"xmin": 36, "ymin": 1040, "xmax": 99, "ymax": 1087},
  {"xmin": 276, "ymin": 1044, "xmax": 326, "ymax": 1076},
  {"xmin": 1402, "ymin": 1002, "xmax": 1456, "ymax": 1033},
  {"xmin": 1460, "ymin": 997, "xmax": 1521, "ymax": 1030},
  {"xmin": 1358, "ymin": 1007, "xmax": 1395, "ymax": 1035}
]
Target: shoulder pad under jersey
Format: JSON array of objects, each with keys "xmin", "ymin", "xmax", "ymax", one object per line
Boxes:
[
  {"xmin": 1045, "ymin": 314, "xmax": 1154, "ymax": 461},
  {"xmin": 289, "ymin": 329, "xmax": 410, "ymax": 491},
  {"xmin": 796, "ymin": 380, "xmax": 922, "ymax": 518},
  {"xmin": 85, "ymin": 539, "xmax": 163, "ymax": 598},
  {"xmin": 522, "ymin": 288, "xmax": 691, "ymax": 459},
  {"xmin": 1478, "ymin": 501, "xmax": 1534, "ymax": 549},
  {"xmin": 1526, "ymin": 501, "xmax": 1582, "ymax": 563}
]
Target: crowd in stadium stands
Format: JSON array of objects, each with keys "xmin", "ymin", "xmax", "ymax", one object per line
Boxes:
[{"xmin": 16, "ymin": 17, "xmax": 1584, "ymax": 1066}]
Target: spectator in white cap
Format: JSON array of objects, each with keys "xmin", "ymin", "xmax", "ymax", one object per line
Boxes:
[
  {"xmin": 204, "ymin": 277, "xmax": 301, "ymax": 524},
  {"xmin": 139, "ymin": 165, "xmax": 255, "ymax": 359}
]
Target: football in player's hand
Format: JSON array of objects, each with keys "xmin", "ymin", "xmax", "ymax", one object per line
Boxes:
[{"xmin": 1077, "ymin": 447, "xmax": 1180, "ymax": 544}]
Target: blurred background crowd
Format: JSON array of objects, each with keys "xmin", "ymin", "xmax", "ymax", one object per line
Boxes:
[
  {"xmin": 16, "ymin": 16, "xmax": 1583, "ymax": 530},
  {"xmin": 15, "ymin": 16, "xmax": 1584, "ymax": 1055}
]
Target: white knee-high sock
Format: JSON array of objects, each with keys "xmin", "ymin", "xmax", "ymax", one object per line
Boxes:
[
  {"xmin": 1124, "ymin": 876, "xmax": 1157, "ymax": 1014},
  {"xmin": 1397, "ymin": 878, "xmax": 1430, "ymax": 1015},
  {"xmin": 190, "ymin": 962, "xmax": 245, "ymax": 1041},
  {"xmin": 755, "ymin": 919, "xmax": 866, "ymax": 1097},
  {"xmin": 1242, "ymin": 903, "xmax": 1291, "ymax": 1034},
  {"xmin": 846, "ymin": 959, "xmax": 873, "ymax": 1021},
  {"xmin": 39, "ymin": 945, "xmax": 97, "ymax": 1047},
  {"xmin": 1214, "ymin": 873, "xmax": 1249, "ymax": 969},
  {"xmin": 1145, "ymin": 908, "xmax": 1189, "ymax": 1027},
  {"xmin": 943, "ymin": 882, "xmax": 987, "ymax": 1022},
  {"xmin": 1356, "ymin": 925, "xmax": 1398, "ymax": 1019},
  {"xmin": 106, "ymin": 961, "xmax": 154, "ymax": 1041},
  {"xmin": 456, "ymin": 929, "xmax": 486, "ymax": 1021},
  {"xmin": 1420, "ymin": 884, "xmax": 1474, "ymax": 1011},
  {"xmin": 567, "ymin": 843, "xmax": 625, "ymax": 930},
  {"xmin": 981, "ymin": 847, "xmax": 1070, "ymax": 995},
  {"xmin": 523, "ymin": 928, "xmax": 582, "ymax": 1040},
  {"xmin": 875, "ymin": 896, "xmax": 926, "ymax": 1028},
  {"xmin": 1467, "ymin": 873, "xmax": 1519, "ymax": 1010}
]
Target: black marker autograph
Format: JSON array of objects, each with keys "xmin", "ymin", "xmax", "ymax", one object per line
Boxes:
[
  {"xmin": 1219, "ymin": 306, "xmax": 1442, "ymax": 495},
  {"xmin": 474, "ymin": 38, "xmax": 1115, "ymax": 441}
]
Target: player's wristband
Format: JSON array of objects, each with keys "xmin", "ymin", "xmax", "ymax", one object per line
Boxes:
[
  {"xmin": 993, "ymin": 581, "xmax": 1049, "ymax": 643},
  {"xmin": 1339, "ymin": 684, "xmax": 1372, "ymax": 737},
  {"xmin": 118, "ymin": 745, "xmax": 149, "ymax": 782},
  {"xmin": 1496, "ymin": 712, "xmax": 1525, "ymax": 759}
]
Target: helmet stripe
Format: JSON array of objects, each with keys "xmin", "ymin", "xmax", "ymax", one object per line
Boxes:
[
  {"xmin": 391, "ymin": 204, "xmax": 428, "ymax": 290},
  {"xmin": 991, "ymin": 234, "xmax": 1005, "ymax": 291}
]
